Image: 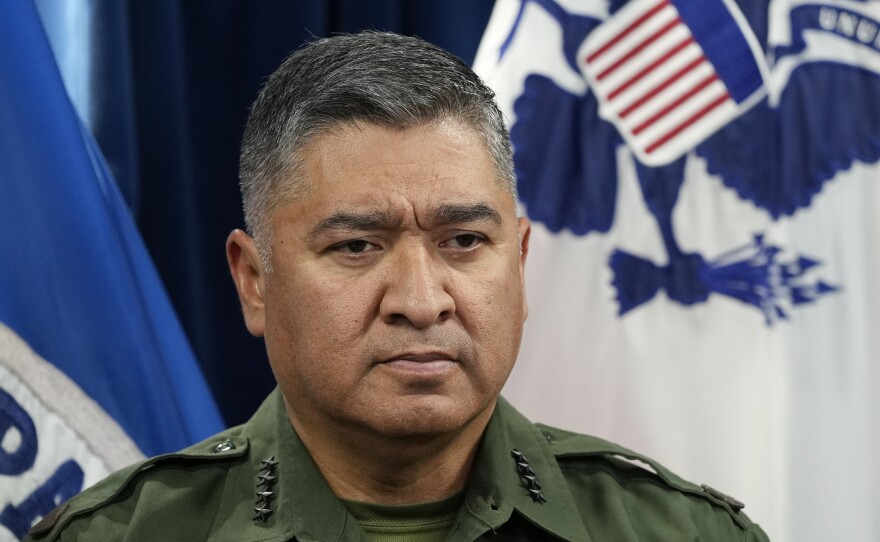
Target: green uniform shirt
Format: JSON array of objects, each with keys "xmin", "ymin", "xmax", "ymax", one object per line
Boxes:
[
  {"xmin": 342, "ymin": 492, "xmax": 463, "ymax": 542},
  {"xmin": 26, "ymin": 389, "xmax": 770, "ymax": 541}
]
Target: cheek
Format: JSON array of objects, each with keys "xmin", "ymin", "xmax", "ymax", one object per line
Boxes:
[
  {"xmin": 264, "ymin": 270, "xmax": 377, "ymax": 366},
  {"xmin": 468, "ymin": 258, "xmax": 525, "ymax": 318},
  {"xmin": 457, "ymin": 261, "xmax": 526, "ymax": 358}
]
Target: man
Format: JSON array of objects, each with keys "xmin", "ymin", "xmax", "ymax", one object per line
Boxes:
[{"xmin": 26, "ymin": 32, "xmax": 770, "ymax": 541}]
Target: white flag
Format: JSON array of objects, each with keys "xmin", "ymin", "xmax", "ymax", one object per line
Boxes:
[{"xmin": 475, "ymin": 1, "xmax": 880, "ymax": 541}]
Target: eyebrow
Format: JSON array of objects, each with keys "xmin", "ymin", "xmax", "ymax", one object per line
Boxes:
[
  {"xmin": 431, "ymin": 203, "xmax": 502, "ymax": 227},
  {"xmin": 309, "ymin": 202, "xmax": 503, "ymax": 239},
  {"xmin": 310, "ymin": 210, "xmax": 400, "ymax": 238}
]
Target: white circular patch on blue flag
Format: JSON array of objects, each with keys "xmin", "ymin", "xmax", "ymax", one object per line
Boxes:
[{"xmin": 0, "ymin": 323, "xmax": 143, "ymax": 540}]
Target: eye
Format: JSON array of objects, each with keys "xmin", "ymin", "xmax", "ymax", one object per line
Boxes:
[
  {"xmin": 442, "ymin": 233, "xmax": 485, "ymax": 250},
  {"xmin": 332, "ymin": 239, "xmax": 377, "ymax": 254}
]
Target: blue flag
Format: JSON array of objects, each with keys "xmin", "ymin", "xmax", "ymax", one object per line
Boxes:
[{"xmin": 0, "ymin": 1, "xmax": 224, "ymax": 538}]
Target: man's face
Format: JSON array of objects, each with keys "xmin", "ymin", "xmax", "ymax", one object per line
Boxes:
[{"xmin": 229, "ymin": 120, "xmax": 529, "ymax": 440}]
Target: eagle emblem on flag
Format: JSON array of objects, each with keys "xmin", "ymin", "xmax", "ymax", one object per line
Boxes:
[
  {"xmin": 480, "ymin": 0, "xmax": 880, "ymax": 324},
  {"xmin": 579, "ymin": 0, "xmax": 768, "ymax": 166}
]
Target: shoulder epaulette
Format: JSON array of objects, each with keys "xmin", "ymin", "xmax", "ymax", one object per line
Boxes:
[
  {"xmin": 27, "ymin": 431, "xmax": 249, "ymax": 540},
  {"xmin": 534, "ymin": 423, "xmax": 753, "ymax": 530}
]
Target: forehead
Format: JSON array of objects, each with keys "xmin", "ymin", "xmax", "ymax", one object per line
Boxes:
[{"xmin": 287, "ymin": 120, "xmax": 514, "ymax": 222}]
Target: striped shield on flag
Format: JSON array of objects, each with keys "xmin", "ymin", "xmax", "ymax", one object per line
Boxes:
[{"xmin": 579, "ymin": 0, "xmax": 768, "ymax": 165}]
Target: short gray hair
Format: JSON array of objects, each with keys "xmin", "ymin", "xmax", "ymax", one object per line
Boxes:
[{"xmin": 238, "ymin": 31, "xmax": 515, "ymax": 264}]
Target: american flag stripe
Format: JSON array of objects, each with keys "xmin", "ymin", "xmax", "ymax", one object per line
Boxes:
[
  {"xmin": 618, "ymin": 55, "xmax": 704, "ymax": 118},
  {"xmin": 611, "ymin": 43, "xmax": 706, "ymax": 114},
  {"xmin": 588, "ymin": 4, "xmax": 681, "ymax": 76},
  {"xmin": 632, "ymin": 73, "xmax": 721, "ymax": 135},
  {"xmin": 578, "ymin": 0, "xmax": 764, "ymax": 164},
  {"xmin": 634, "ymin": 78, "xmax": 730, "ymax": 142},
  {"xmin": 596, "ymin": 17, "xmax": 681, "ymax": 81},
  {"xmin": 644, "ymin": 93, "xmax": 732, "ymax": 153},
  {"xmin": 595, "ymin": 23, "xmax": 693, "ymax": 96},
  {"xmin": 621, "ymin": 60, "xmax": 718, "ymax": 128},
  {"xmin": 607, "ymin": 36, "xmax": 695, "ymax": 101},
  {"xmin": 585, "ymin": 0, "xmax": 669, "ymax": 64},
  {"xmin": 637, "ymin": 83, "xmax": 733, "ymax": 147}
]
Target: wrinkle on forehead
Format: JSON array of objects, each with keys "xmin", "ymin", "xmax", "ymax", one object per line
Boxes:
[
  {"xmin": 308, "ymin": 201, "xmax": 504, "ymax": 240},
  {"xmin": 275, "ymin": 120, "xmax": 516, "ymax": 240},
  {"xmin": 264, "ymin": 120, "xmax": 515, "ymax": 245}
]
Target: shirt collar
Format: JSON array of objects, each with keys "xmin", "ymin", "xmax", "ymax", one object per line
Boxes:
[
  {"xmin": 228, "ymin": 390, "xmax": 591, "ymax": 542},
  {"xmin": 271, "ymin": 390, "xmax": 370, "ymax": 542},
  {"xmin": 461, "ymin": 396, "xmax": 593, "ymax": 542},
  {"xmin": 218, "ymin": 389, "xmax": 363, "ymax": 542}
]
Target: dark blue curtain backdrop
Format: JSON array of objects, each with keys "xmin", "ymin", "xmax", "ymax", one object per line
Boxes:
[{"xmin": 67, "ymin": 1, "xmax": 495, "ymax": 426}]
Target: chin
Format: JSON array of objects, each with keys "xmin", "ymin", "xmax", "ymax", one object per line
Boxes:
[{"xmin": 363, "ymin": 395, "xmax": 491, "ymax": 440}]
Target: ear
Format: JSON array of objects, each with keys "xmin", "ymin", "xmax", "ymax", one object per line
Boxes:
[
  {"xmin": 226, "ymin": 229, "xmax": 266, "ymax": 337},
  {"xmin": 517, "ymin": 217, "xmax": 531, "ymax": 321}
]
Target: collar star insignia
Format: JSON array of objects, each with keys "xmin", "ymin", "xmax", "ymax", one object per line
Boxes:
[
  {"xmin": 254, "ymin": 454, "xmax": 279, "ymax": 523},
  {"xmin": 260, "ymin": 456, "xmax": 279, "ymax": 470},
  {"xmin": 255, "ymin": 490, "xmax": 274, "ymax": 504},
  {"xmin": 253, "ymin": 505, "xmax": 273, "ymax": 522},
  {"xmin": 510, "ymin": 448, "xmax": 547, "ymax": 504},
  {"xmin": 257, "ymin": 472, "xmax": 277, "ymax": 487},
  {"xmin": 528, "ymin": 488, "xmax": 547, "ymax": 503}
]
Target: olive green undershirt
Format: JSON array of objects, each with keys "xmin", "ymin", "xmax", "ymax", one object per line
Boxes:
[{"xmin": 341, "ymin": 492, "xmax": 466, "ymax": 542}]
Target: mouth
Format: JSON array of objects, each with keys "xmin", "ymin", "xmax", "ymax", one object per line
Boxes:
[{"xmin": 377, "ymin": 352, "xmax": 458, "ymax": 375}]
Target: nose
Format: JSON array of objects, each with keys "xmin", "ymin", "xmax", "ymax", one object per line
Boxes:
[{"xmin": 379, "ymin": 244, "xmax": 455, "ymax": 329}]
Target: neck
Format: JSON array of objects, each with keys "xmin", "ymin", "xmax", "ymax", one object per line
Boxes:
[{"xmin": 284, "ymin": 399, "xmax": 495, "ymax": 504}]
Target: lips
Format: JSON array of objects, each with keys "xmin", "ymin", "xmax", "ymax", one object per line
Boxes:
[
  {"xmin": 382, "ymin": 352, "xmax": 455, "ymax": 363},
  {"xmin": 377, "ymin": 351, "xmax": 458, "ymax": 374}
]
